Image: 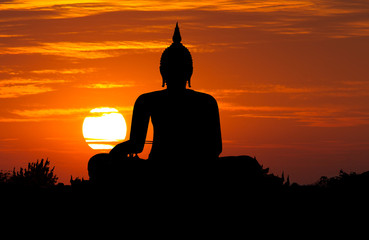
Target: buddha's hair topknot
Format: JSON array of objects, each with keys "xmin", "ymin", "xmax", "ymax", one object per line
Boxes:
[{"xmin": 160, "ymin": 22, "xmax": 193, "ymax": 87}]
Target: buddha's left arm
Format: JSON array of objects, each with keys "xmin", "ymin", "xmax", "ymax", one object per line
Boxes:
[{"xmin": 210, "ymin": 97, "xmax": 222, "ymax": 157}]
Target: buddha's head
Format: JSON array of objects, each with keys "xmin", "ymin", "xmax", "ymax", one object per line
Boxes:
[{"xmin": 160, "ymin": 23, "xmax": 193, "ymax": 90}]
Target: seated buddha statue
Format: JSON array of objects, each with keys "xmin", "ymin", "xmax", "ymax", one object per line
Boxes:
[{"xmin": 88, "ymin": 23, "xmax": 222, "ymax": 182}]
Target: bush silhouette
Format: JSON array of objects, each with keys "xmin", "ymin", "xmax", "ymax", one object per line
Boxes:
[
  {"xmin": 9, "ymin": 158, "xmax": 58, "ymax": 187},
  {"xmin": 0, "ymin": 170, "xmax": 10, "ymax": 183}
]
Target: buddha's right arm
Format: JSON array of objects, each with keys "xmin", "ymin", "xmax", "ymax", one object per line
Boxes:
[
  {"xmin": 109, "ymin": 95, "xmax": 150, "ymax": 157},
  {"xmin": 129, "ymin": 94, "xmax": 150, "ymax": 153}
]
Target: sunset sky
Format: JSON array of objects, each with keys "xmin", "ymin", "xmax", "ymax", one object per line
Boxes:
[{"xmin": 1, "ymin": 0, "xmax": 369, "ymax": 184}]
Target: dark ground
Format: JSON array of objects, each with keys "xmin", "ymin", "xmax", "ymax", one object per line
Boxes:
[
  {"xmin": 2, "ymin": 156, "xmax": 369, "ymax": 231},
  {"xmin": 2, "ymin": 155, "xmax": 369, "ymax": 200}
]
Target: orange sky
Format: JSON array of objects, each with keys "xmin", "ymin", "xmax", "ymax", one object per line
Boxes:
[{"xmin": 1, "ymin": 0, "xmax": 369, "ymax": 184}]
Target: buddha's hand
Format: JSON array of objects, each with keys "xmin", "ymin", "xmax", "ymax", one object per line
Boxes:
[{"xmin": 109, "ymin": 141, "xmax": 133, "ymax": 160}]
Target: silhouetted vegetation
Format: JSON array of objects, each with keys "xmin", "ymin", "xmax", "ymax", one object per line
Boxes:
[
  {"xmin": 315, "ymin": 169, "xmax": 369, "ymax": 192},
  {"xmin": 1, "ymin": 156, "xmax": 369, "ymax": 200},
  {"xmin": 0, "ymin": 170, "xmax": 10, "ymax": 183},
  {"xmin": 7, "ymin": 158, "xmax": 58, "ymax": 187}
]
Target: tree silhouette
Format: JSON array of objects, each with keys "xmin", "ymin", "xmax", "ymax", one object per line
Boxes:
[
  {"xmin": 0, "ymin": 170, "xmax": 10, "ymax": 183},
  {"xmin": 9, "ymin": 158, "xmax": 58, "ymax": 187}
]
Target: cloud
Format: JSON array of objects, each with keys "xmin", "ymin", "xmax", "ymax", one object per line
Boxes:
[
  {"xmin": 31, "ymin": 68, "xmax": 96, "ymax": 74},
  {"xmin": 0, "ymin": 1, "xmax": 311, "ymax": 12},
  {"xmin": 0, "ymin": 107, "xmax": 129, "ymax": 122},
  {"xmin": 0, "ymin": 85, "xmax": 53, "ymax": 98},
  {"xmin": 0, "ymin": 138, "xmax": 18, "ymax": 141},
  {"xmin": 0, "ymin": 41, "xmax": 170, "ymax": 58},
  {"xmin": 0, "ymin": 0, "xmax": 364, "ymax": 19},
  {"xmin": 238, "ymin": 140, "xmax": 369, "ymax": 151},
  {"xmin": 8, "ymin": 106, "xmax": 132, "ymax": 121},
  {"xmin": 210, "ymin": 81, "xmax": 369, "ymax": 127},
  {"xmin": 219, "ymin": 102, "xmax": 369, "ymax": 127},
  {"xmin": 297, "ymin": 116, "xmax": 369, "ymax": 127},
  {"xmin": 0, "ymin": 34, "xmax": 24, "ymax": 37},
  {"xmin": 204, "ymin": 82, "xmax": 369, "ymax": 99},
  {"xmin": 11, "ymin": 107, "xmax": 93, "ymax": 118},
  {"xmin": 1, "ymin": 0, "xmax": 368, "ymax": 52},
  {"xmin": 239, "ymin": 143, "xmax": 302, "ymax": 150},
  {"xmin": 204, "ymin": 86, "xmax": 317, "ymax": 98},
  {"xmin": 4, "ymin": 1, "xmax": 367, "ymax": 15},
  {"xmin": 0, "ymin": 78, "xmax": 66, "ymax": 85},
  {"xmin": 11, "ymin": 100, "xmax": 365, "ymax": 128},
  {"xmin": 0, "ymin": 105, "xmax": 134, "ymax": 124},
  {"xmin": 203, "ymin": 86, "xmax": 319, "ymax": 100},
  {"xmin": 0, "ymin": 117, "xmax": 42, "ymax": 123},
  {"xmin": 218, "ymin": 102, "xmax": 299, "ymax": 113},
  {"xmin": 0, "ymin": 78, "xmax": 66, "ymax": 98},
  {"xmin": 82, "ymin": 83, "xmax": 134, "ymax": 89},
  {"xmin": 336, "ymin": 20, "xmax": 369, "ymax": 38},
  {"xmin": 0, "ymin": 0, "xmax": 353, "ymax": 16}
]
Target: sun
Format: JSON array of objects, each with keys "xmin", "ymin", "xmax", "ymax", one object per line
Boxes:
[{"xmin": 82, "ymin": 107, "xmax": 127, "ymax": 150}]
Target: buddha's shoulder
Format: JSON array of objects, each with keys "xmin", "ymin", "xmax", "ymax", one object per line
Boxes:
[
  {"xmin": 188, "ymin": 90, "xmax": 217, "ymax": 103},
  {"xmin": 135, "ymin": 90, "xmax": 166, "ymax": 103},
  {"xmin": 187, "ymin": 89, "xmax": 212, "ymax": 97},
  {"xmin": 137, "ymin": 90, "xmax": 165, "ymax": 98},
  {"xmin": 136, "ymin": 89, "xmax": 217, "ymax": 103}
]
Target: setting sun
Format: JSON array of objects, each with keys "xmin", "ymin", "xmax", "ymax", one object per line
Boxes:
[{"xmin": 82, "ymin": 107, "xmax": 127, "ymax": 150}]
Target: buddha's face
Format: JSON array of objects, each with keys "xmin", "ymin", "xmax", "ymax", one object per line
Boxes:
[
  {"xmin": 159, "ymin": 24, "xmax": 193, "ymax": 91},
  {"xmin": 160, "ymin": 64, "xmax": 188, "ymax": 90}
]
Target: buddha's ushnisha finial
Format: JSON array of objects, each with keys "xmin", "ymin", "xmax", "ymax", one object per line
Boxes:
[
  {"xmin": 172, "ymin": 22, "xmax": 182, "ymax": 44},
  {"xmin": 160, "ymin": 22, "xmax": 192, "ymax": 88}
]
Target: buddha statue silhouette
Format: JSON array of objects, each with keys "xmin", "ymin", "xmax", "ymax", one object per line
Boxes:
[{"xmin": 88, "ymin": 23, "xmax": 222, "ymax": 181}]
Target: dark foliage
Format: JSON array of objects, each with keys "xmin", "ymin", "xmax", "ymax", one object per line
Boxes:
[
  {"xmin": 0, "ymin": 170, "xmax": 10, "ymax": 183},
  {"xmin": 316, "ymin": 169, "xmax": 369, "ymax": 192},
  {"xmin": 8, "ymin": 158, "xmax": 58, "ymax": 187},
  {"xmin": 1, "ymin": 156, "xmax": 369, "ymax": 202}
]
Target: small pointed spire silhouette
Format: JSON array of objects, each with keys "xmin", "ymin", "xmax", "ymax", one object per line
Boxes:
[{"xmin": 172, "ymin": 22, "xmax": 182, "ymax": 44}]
